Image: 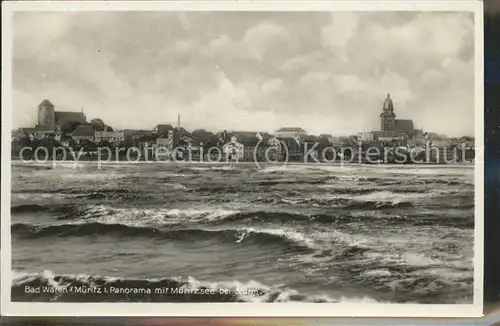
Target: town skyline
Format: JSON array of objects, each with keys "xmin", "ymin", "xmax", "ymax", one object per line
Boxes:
[{"xmin": 13, "ymin": 11, "xmax": 475, "ymax": 137}]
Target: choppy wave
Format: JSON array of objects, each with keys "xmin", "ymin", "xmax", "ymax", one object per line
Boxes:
[
  {"xmin": 11, "ymin": 186, "xmax": 187, "ymax": 201},
  {"xmin": 12, "ymin": 204, "xmax": 112, "ymax": 219},
  {"xmin": 12, "ymin": 270, "xmax": 377, "ymax": 303},
  {"xmin": 11, "ymin": 222, "xmax": 315, "ymax": 252},
  {"xmin": 10, "ymin": 163, "xmax": 475, "ymax": 304},
  {"xmin": 11, "ymin": 199, "xmax": 474, "ymax": 229}
]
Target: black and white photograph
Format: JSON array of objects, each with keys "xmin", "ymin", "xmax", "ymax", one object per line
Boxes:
[{"xmin": 1, "ymin": 0, "xmax": 484, "ymax": 317}]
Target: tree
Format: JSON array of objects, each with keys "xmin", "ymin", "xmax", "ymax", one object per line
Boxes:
[
  {"xmin": 90, "ymin": 118, "xmax": 108, "ymax": 131},
  {"xmin": 90, "ymin": 118, "xmax": 113, "ymax": 131},
  {"xmin": 60, "ymin": 121, "xmax": 82, "ymax": 133},
  {"xmin": 192, "ymin": 129, "xmax": 207, "ymax": 135}
]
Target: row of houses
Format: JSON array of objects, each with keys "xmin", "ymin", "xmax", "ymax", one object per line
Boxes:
[
  {"xmin": 13, "ymin": 121, "xmax": 475, "ymax": 161},
  {"xmin": 13, "ymin": 124, "xmax": 126, "ymax": 146},
  {"xmin": 136, "ymin": 127, "xmax": 345, "ymax": 161}
]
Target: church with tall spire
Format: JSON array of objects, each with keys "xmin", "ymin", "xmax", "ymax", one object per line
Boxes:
[
  {"xmin": 372, "ymin": 93, "xmax": 416, "ymax": 139},
  {"xmin": 380, "ymin": 93, "xmax": 396, "ymax": 132}
]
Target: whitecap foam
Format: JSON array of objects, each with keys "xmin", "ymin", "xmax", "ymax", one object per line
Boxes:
[
  {"xmin": 11, "ymin": 269, "xmax": 387, "ymax": 303},
  {"xmin": 402, "ymin": 252, "xmax": 440, "ymax": 267},
  {"xmin": 237, "ymin": 226, "xmax": 317, "ymax": 248},
  {"xmin": 362, "ymin": 269, "xmax": 392, "ymax": 277},
  {"xmin": 189, "ymin": 166, "xmax": 236, "ymax": 171},
  {"xmin": 78, "ymin": 206, "xmax": 241, "ymax": 227},
  {"xmin": 12, "ymin": 192, "xmax": 79, "ymax": 201},
  {"xmin": 349, "ymin": 191, "xmax": 429, "ymax": 204}
]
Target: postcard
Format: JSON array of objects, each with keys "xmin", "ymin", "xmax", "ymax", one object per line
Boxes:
[{"xmin": 1, "ymin": 0, "xmax": 484, "ymax": 317}]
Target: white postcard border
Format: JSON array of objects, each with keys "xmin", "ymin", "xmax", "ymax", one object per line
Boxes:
[{"xmin": 1, "ymin": 0, "xmax": 484, "ymax": 317}]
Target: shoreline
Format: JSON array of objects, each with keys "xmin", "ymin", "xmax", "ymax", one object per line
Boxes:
[{"xmin": 10, "ymin": 158, "xmax": 475, "ymax": 168}]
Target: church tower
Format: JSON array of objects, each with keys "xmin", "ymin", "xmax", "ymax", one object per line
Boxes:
[
  {"xmin": 37, "ymin": 99, "xmax": 56, "ymax": 130},
  {"xmin": 380, "ymin": 93, "xmax": 396, "ymax": 136}
]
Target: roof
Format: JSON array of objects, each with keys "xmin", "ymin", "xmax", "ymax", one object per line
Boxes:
[
  {"xmin": 199, "ymin": 135, "xmax": 223, "ymax": 147},
  {"xmin": 227, "ymin": 131, "xmax": 271, "ymax": 144},
  {"xmin": 154, "ymin": 124, "xmax": 174, "ymax": 133},
  {"xmin": 19, "ymin": 127, "xmax": 55, "ymax": 134},
  {"xmin": 95, "ymin": 130, "xmax": 123, "ymax": 135},
  {"xmin": 232, "ymin": 135, "xmax": 260, "ymax": 144},
  {"xmin": 178, "ymin": 127, "xmax": 192, "ymax": 138},
  {"xmin": 300, "ymin": 135, "xmax": 332, "ymax": 146},
  {"xmin": 276, "ymin": 127, "xmax": 306, "ymax": 133},
  {"xmin": 138, "ymin": 134, "xmax": 158, "ymax": 142},
  {"xmin": 124, "ymin": 130, "xmax": 153, "ymax": 138},
  {"xmin": 395, "ymin": 119, "xmax": 415, "ymax": 133},
  {"xmin": 191, "ymin": 129, "xmax": 215, "ymax": 141},
  {"xmin": 72, "ymin": 124, "xmax": 95, "ymax": 137},
  {"xmin": 55, "ymin": 111, "xmax": 86, "ymax": 124},
  {"xmin": 39, "ymin": 100, "xmax": 54, "ymax": 108},
  {"xmin": 302, "ymin": 135, "xmax": 319, "ymax": 142},
  {"xmin": 229, "ymin": 131, "xmax": 259, "ymax": 138}
]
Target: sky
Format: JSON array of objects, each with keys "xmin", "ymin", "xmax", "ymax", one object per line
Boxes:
[{"xmin": 12, "ymin": 11, "xmax": 475, "ymax": 137}]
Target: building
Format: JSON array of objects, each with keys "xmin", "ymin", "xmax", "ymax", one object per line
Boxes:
[
  {"xmin": 15, "ymin": 127, "xmax": 57, "ymax": 140},
  {"xmin": 429, "ymin": 139, "xmax": 454, "ymax": 148},
  {"xmin": 326, "ymin": 137, "xmax": 341, "ymax": 147},
  {"xmin": 15, "ymin": 100, "xmax": 87, "ymax": 140},
  {"xmin": 191, "ymin": 129, "xmax": 214, "ymax": 143},
  {"xmin": 191, "ymin": 130, "xmax": 224, "ymax": 156},
  {"xmin": 37, "ymin": 99, "xmax": 87, "ymax": 131},
  {"xmin": 372, "ymin": 93, "xmax": 416, "ymax": 139},
  {"xmin": 222, "ymin": 136, "xmax": 244, "ymax": 161},
  {"xmin": 358, "ymin": 132, "xmax": 374, "ymax": 143},
  {"xmin": 123, "ymin": 129, "xmax": 153, "ymax": 139},
  {"xmin": 71, "ymin": 124, "xmax": 95, "ymax": 143},
  {"xmin": 153, "ymin": 124, "xmax": 174, "ymax": 135},
  {"xmin": 94, "ymin": 131, "xmax": 125, "ymax": 144},
  {"xmin": 153, "ymin": 122, "xmax": 192, "ymax": 143},
  {"xmin": 221, "ymin": 131, "xmax": 271, "ymax": 161},
  {"xmin": 156, "ymin": 129, "xmax": 177, "ymax": 149},
  {"xmin": 275, "ymin": 127, "xmax": 307, "ymax": 139}
]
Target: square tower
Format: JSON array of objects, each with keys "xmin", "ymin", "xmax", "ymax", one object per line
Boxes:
[{"xmin": 37, "ymin": 99, "xmax": 56, "ymax": 130}]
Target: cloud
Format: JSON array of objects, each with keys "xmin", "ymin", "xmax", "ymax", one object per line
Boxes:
[
  {"xmin": 321, "ymin": 13, "xmax": 359, "ymax": 49},
  {"xmin": 12, "ymin": 11, "xmax": 476, "ymax": 137},
  {"xmin": 300, "ymin": 72, "xmax": 331, "ymax": 85},
  {"xmin": 281, "ymin": 51, "xmax": 325, "ymax": 73},
  {"xmin": 202, "ymin": 21, "xmax": 288, "ymax": 62},
  {"xmin": 240, "ymin": 22, "xmax": 287, "ymax": 61},
  {"xmin": 261, "ymin": 78, "xmax": 284, "ymax": 95},
  {"xmin": 180, "ymin": 72, "xmax": 276, "ymax": 132}
]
